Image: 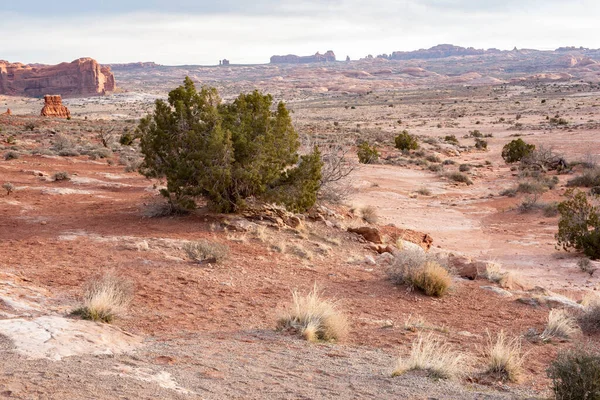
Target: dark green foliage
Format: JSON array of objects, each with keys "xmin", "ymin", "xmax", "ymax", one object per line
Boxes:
[
  {"xmin": 502, "ymin": 139, "xmax": 536, "ymax": 163},
  {"xmin": 138, "ymin": 77, "xmax": 321, "ymax": 213},
  {"xmin": 444, "ymin": 135, "xmax": 459, "ymax": 144},
  {"xmin": 395, "ymin": 130, "xmax": 419, "ymax": 151},
  {"xmin": 469, "ymin": 130, "xmax": 483, "ymax": 138},
  {"xmin": 119, "ymin": 132, "xmax": 134, "ymax": 146},
  {"xmin": 556, "ymin": 189, "xmax": 600, "ymax": 259},
  {"xmin": 548, "ymin": 347, "xmax": 600, "ymax": 400},
  {"xmin": 357, "ymin": 142, "xmax": 380, "ymax": 164},
  {"xmin": 446, "ymin": 172, "xmax": 473, "ymax": 185}
]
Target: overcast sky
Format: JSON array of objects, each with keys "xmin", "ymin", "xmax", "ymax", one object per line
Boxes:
[{"xmin": 1, "ymin": 0, "xmax": 598, "ymax": 65}]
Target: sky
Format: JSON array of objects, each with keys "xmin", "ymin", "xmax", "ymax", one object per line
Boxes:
[{"xmin": 1, "ymin": 0, "xmax": 598, "ymax": 65}]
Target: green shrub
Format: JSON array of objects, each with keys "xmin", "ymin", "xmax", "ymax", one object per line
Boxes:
[
  {"xmin": 119, "ymin": 132, "xmax": 134, "ymax": 146},
  {"xmin": 395, "ymin": 130, "xmax": 419, "ymax": 151},
  {"xmin": 357, "ymin": 142, "xmax": 379, "ymax": 164},
  {"xmin": 138, "ymin": 77, "xmax": 322, "ymax": 213},
  {"xmin": 548, "ymin": 347, "xmax": 600, "ymax": 400},
  {"xmin": 501, "ymin": 139, "xmax": 536, "ymax": 164},
  {"xmin": 556, "ymin": 189, "xmax": 600, "ymax": 259},
  {"xmin": 469, "ymin": 130, "xmax": 483, "ymax": 138}
]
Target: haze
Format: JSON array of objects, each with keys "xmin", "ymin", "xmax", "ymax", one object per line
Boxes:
[{"xmin": 1, "ymin": 0, "xmax": 599, "ymax": 65}]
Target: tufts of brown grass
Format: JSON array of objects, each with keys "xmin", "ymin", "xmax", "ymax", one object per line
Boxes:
[
  {"xmin": 482, "ymin": 263, "xmax": 523, "ymax": 290},
  {"xmin": 277, "ymin": 285, "xmax": 349, "ymax": 343},
  {"xmin": 579, "ymin": 295, "xmax": 600, "ymax": 333},
  {"xmin": 484, "ymin": 331, "xmax": 525, "ymax": 382},
  {"xmin": 540, "ymin": 309, "xmax": 580, "ymax": 341},
  {"xmin": 393, "ymin": 333, "xmax": 468, "ymax": 380},
  {"xmin": 360, "ymin": 205, "xmax": 379, "ymax": 224},
  {"xmin": 409, "ymin": 261, "xmax": 452, "ymax": 297},
  {"xmin": 72, "ymin": 272, "xmax": 134, "ymax": 323}
]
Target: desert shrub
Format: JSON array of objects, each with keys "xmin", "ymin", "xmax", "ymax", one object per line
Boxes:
[
  {"xmin": 579, "ymin": 297, "xmax": 600, "ymax": 333},
  {"xmin": 394, "ymin": 130, "xmax": 419, "ymax": 151},
  {"xmin": 24, "ymin": 122, "xmax": 36, "ymax": 131},
  {"xmin": 540, "ymin": 309, "xmax": 579, "ymax": 341},
  {"xmin": 387, "ymin": 246, "xmax": 426, "ymax": 285},
  {"xmin": 543, "ymin": 202, "xmax": 559, "ymax": 217},
  {"xmin": 138, "ymin": 77, "xmax": 322, "ymax": 213},
  {"xmin": 445, "ymin": 172, "xmax": 473, "ymax": 185},
  {"xmin": 444, "ymin": 135, "xmax": 459, "ymax": 145},
  {"xmin": 556, "ymin": 189, "xmax": 600, "ymax": 259},
  {"xmin": 71, "ymin": 272, "xmax": 133, "ymax": 323},
  {"xmin": 53, "ymin": 171, "xmax": 70, "ymax": 181},
  {"xmin": 484, "ymin": 331, "xmax": 525, "ymax": 382},
  {"xmin": 459, "ymin": 164, "xmax": 471, "ymax": 172},
  {"xmin": 428, "ymin": 163, "xmax": 442, "ymax": 173},
  {"xmin": 425, "ymin": 154, "xmax": 441, "ymax": 163},
  {"xmin": 277, "ymin": 285, "xmax": 348, "ymax": 342},
  {"xmin": 567, "ymin": 168, "xmax": 600, "ymax": 188},
  {"xmin": 409, "ymin": 261, "xmax": 452, "ymax": 297},
  {"xmin": 51, "ymin": 134, "xmax": 75, "ymax": 152},
  {"xmin": 183, "ymin": 240, "xmax": 229, "ymax": 264},
  {"xmin": 58, "ymin": 149, "xmax": 80, "ymax": 157},
  {"xmin": 416, "ymin": 187, "xmax": 432, "ymax": 196},
  {"xmin": 469, "ymin": 129, "xmax": 483, "ymax": 138},
  {"xmin": 500, "ymin": 188, "xmax": 518, "ymax": 197},
  {"xmin": 360, "ymin": 205, "xmax": 378, "ymax": 224},
  {"xmin": 2, "ymin": 182, "xmax": 15, "ymax": 195},
  {"xmin": 4, "ymin": 151, "xmax": 19, "ymax": 161},
  {"xmin": 119, "ymin": 132, "xmax": 135, "ymax": 146},
  {"xmin": 517, "ymin": 181, "xmax": 547, "ymax": 194},
  {"xmin": 393, "ymin": 333, "xmax": 467, "ymax": 380},
  {"xmin": 519, "ymin": 194, "xmax": 542, "ymax": 213},
  {"xmin": 502, "ymin": 139, "xmax": 535, "ymax": 164},
  {"xmin": 482, "ymin": 263, "xmax": 520, "ymax": 289},
  {"xmin": 578, "ymin": 258, "xmax": 597, "ymax": 276},
  {"xmin": 442, "ymin": 159, "xmax": 456, "ymax": 166},
  {"xmin": 475, "ymin": 138, "xmax": 488, "ymax": 150},
  {"xmin": 548, "ymin": 347, "xmax": 600, "ymax": 400},
  {"xmin": 356, "ymin": 142, "xmax": 379, "ymax": 164}
]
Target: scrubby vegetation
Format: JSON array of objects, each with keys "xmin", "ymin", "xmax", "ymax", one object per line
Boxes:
[
  {"xmin": 556, "ymin": 189, "xmax": 600, "ymax": 259},
  {"xmin": 138, "ymin": 77, "xmax": 323, "ymax": 213},
  {"xmin": 356, "ymin": 142, "xmax": 380, "ymax": 164},
  {"xmin": 183, "ymin": 239, "xmax": 229, "ymax": 264},
  {"xmin": 502, "ymin": 139, "xmax": 535, "ymax": 164},
  {"xmin": 72, "ymin": 272, "xmax": 134, "ymax": 323},
  {"xmin": 277, "ymin": 285, "xmax": 348, "ymax": 342},
  {"xmin": 484, "ymin": 330, "xmax": 525, "ymax": 382},
  {"xmin": 388, "ymin": 248, "xmax": 452, "ymax": 297},
  {"xmin": 393, "ymin": 333, "xmax": 467, "ymax": 379},
  {"xmin": 548, "ymin": 347, "xmax": 600, "ymax": 400},
  {"xmin": 394, "ymin": 130, "xmax": 419, "ymax": 151}
]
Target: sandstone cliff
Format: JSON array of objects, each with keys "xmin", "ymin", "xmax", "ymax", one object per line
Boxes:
[
  {"xmin": 0, "ymin": 58, "xmax": 116, "ymax": 97},
  {"xmin": 40, "ymin": 95, "xmax": 71, "ymax": 118},
  {"xmin": 270, "ymin": 51, "xmax": 336, "ymax": 64}
]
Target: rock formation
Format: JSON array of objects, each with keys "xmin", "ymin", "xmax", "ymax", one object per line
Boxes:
[
  {"xmin": 390, "ymin": 44, "xmax": 485, "ymax": 60},
  {"xmin": 3, "ymin": 108, "xmax": 10, "ymax": 115},
  {"xmin": 0, "ymin": 58, "xmax": 116, "ymax": 97},
  {"xmin": 270, "ymin": 51, "xmax": 336, "ymax": 64},
  {"xmin": 40, "ymin": 95, "xmax": 71, "ymax": 118}
]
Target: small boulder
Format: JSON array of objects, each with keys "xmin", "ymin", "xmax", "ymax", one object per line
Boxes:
[
  {"xmin": 448, "ymin": 254, "xmax": 480, "ymax": 280},
  {"xmin": 348, "ymin": 226, "xmax": 383, "ymax": 244}
]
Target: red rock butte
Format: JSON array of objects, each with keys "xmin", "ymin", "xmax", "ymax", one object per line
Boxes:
[
  {"xmin": 41, "ymin": 95, "xmax": 71, "ymax": 119},
  {"xmin": 3, "ymin": 108, "xmax": 10, "ymax": 115},
  {"xmin": 0, "ymin": 58, "xmax": 116, "ymax": 97}
]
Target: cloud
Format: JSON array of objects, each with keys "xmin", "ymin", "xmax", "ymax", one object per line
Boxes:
[{"xmin": 0, "ymin": 0, "xmax": 598, "ymax": 65}]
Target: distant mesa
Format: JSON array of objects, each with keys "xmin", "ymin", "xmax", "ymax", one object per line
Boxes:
[
  {"xmin": 41, "ymin": 95, "xmax": 71, "ymax": 119},
  {"xmin": 388, "ymin": 44, "xmax": 486, "ymax": 60},
  {"xmin": 0, "ymin": 58, "xmax": 115, "ymax": 98},
  {"xmin": 270, "ymin": 51, "xmax": 336, "ymax": 64},
  {"xmin": 220, "ymin": 59, "xmax": 230, "ymax": 66},
  {"xmin": 108, "ymin": 62, "xmax": 160, "ymax": 70}
]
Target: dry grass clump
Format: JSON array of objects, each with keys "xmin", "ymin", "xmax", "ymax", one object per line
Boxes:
[
  {"xmin": 388, "ymin": 248, "xmax": 452, "ymax": 297},
  {"xmin": 52, "ymin": 171, "xmax": 70, "ymax": 181},
  {"xmin": 2, "ymin": 182, "xmax": 14, "ymax": 195},
  {"xmin": 183, "ymin": 239, "xmax": 229, "ymax": 264},
  {"xmin": 72, "ymin": 272, "xmax": 134, "ymax": 323},
  {"xmin": 393, "ymin": 333, "xmax": 467, "ymax": 380},
  {"xmin": 277, "ymin": 285, "xmax": 348, "ymax": 343},
  {"xmin": 540, "ymin": 309, "xmax": 580, "ymax": 341},
  {"xmin": 410, "ymin": 262, "xmax": 452, "ymax": 297},
  {"xmin": 360, "ymin": 205, "xmax": 379, "ymax": 224},
  {"xmin": 482, "ymin": 263, "xmax": 522, "ymax": 289},
  {"xmin": 484, "ymin": 331, "xmax": 525, "ymax": 382}
]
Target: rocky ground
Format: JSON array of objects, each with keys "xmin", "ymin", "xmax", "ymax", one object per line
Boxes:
[{"xmin": 1, "ymin": 69, "xmax": 599, "ymax": 399}]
